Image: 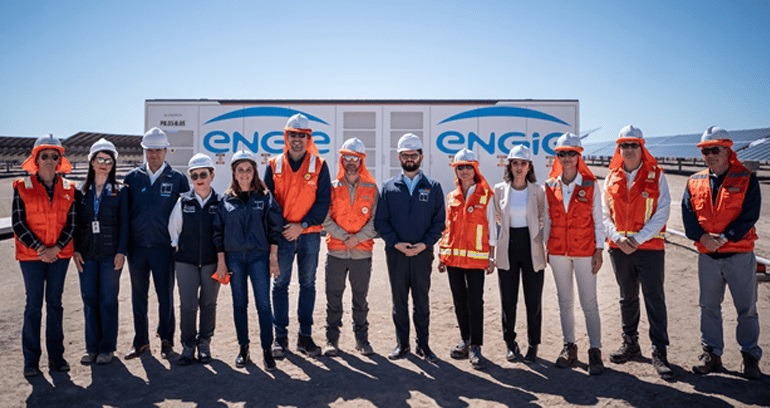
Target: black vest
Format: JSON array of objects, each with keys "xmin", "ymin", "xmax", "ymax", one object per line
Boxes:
[
  {"xmin": 175, "ymin": 190, "xmax": 220, "ymax": 266},
  {"xmin": 75, "ymin": 184, "xmax": 122, "ymax": 258}
]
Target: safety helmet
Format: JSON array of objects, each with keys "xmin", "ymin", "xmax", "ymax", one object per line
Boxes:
[
  {"xmin": 188, "ymin": 153, "xmax": 215, "ymax": 172},
  {"xmin": 507, "ymin": 145, "xmax": 532, "ymax": 161},
  {"xmin": 397, "ymin": 133, "xmax": 423, "ymax": 152},
  {"xmin": 141, "ymin": 127, "xmax": 169, "ymax": 149},
  {"xmin": 88, "ymin": 138, "xmax": 119, "ymax": 162}
]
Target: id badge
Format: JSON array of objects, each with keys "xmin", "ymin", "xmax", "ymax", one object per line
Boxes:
[{"xmin": 92, "ymin": 221, "xmax": 101, "ymax": 234}]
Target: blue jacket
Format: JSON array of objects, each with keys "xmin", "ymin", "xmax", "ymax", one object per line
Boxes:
[
  {"xmin": 375, "ymin": 172, "xmax": 445, "ymax": 249},
  {"xmin": 74, "ymin": 183, "xmax": 129, "ymax": 259},
  {"xmin": 175, "ymin": 190, "xmax": 220, "ymax": 266},
  {"xmin": 124, "ymin": 163, "xmax": 189, "ymax": 248},
  {"xmin": 213, "ymin": 190, "xmax": 283, "ymax": 254}
]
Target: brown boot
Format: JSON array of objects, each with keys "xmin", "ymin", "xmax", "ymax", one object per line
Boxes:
[{"xmin": 555, "ymin": 343, "xmax": 578, "ymax": 368}]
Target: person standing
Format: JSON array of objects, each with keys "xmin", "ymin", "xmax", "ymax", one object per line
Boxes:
[
  {"xmin": 213, "ymin": 150, "xmax": 282, "ymax": 371},
  {"xmin": 438, "ymin": 148, "xmax": 496, "ymax": 369},
  {"xmin": 375, "ymin": 133, "xmax": 445, "ymax": 363},
  {"xmin": 603, "ymin": 125, "xmax": 673, "ymax": 379},
  {"xmin": 168, "ymin": 153, "xmax": 221, "ymax": 365},
  {"xmin": 264, "ymin": 113, "xmax": 331, "ymax": 359},
  {"xmin": 683, "ymin": 126, "xmax": 762, "ymax": 379},
  {"xmin": 544, "ymin": 133, "xmax": 605, "ymax": 375},
  {"xmin": 124, "ymin": 127, "xmax": 189, "ymax": 360},
  {"xmin": 322, "ymin": 138, "xmax": 378, "ymax": 357},
  {"xmin": 73, "ymin": 138, "xmax": 128, "ymax": 366},
  {"xmin": 13, "ymin": 134, "xmax": 76, "ymax": 377},
  {"xmin": 492, "ymin": 145, "xmax": 546, "ymax": 364}
]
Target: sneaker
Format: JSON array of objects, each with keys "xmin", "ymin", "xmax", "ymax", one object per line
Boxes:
[
  {"xmin": 323, "ymin": 340, "xmax": 339, "ymax": 357},
  {"xmin": 450, "ymin": 340, "xmax": 469, "ymax": 359},
  {"xmin": 469, "ymin": 345, "xmax": 486, "ymax": 370},
  {"xmin": 272, "ymin": 337, "xmax": 288, "ymax": 360},
  {"xmin": 297, "ymin": 335, "xmax": 322, "ymax": 357},
  {"xmin": 741, "ymin": 351, "xmax": 762, "ymax": 380},
  {"xmin": 555, "ymin": 343, "xmax": 578, "ymax": 368},
  {"xmin": 609, "ymin": 335, "xmax": 641, "ymax": 364},
  {"xmin": 161, "ymin": 339, "xmax": 175, "ymax": 359},
  {"xmin": 506, "ymin": 340, "xmax": 521, "ymax": 362},
  {"xmin": 692, "ymin": 349, "xmax": 722, "ymax": 375},
  {"xmin": 356, "ymin": 341, "xmax": 374, "ymax": 356},
  {"xmin": 588, "ymin": 348, "xmax": 604, "ymax": 375},
  {"xmin": 80, "ymin": 352, "xmax": 97, "ymax": 365},
  {"xmin": 197, "ymin": 341, "xmax": 212, "ymax": 364},
  {"xmin": 523, "ymin": 345, "xmax": 539, "ymax": 364},
  {"xmin": 651, "ymin": 350, "xmax": 674, "ymax": 380},
  {"xmin": 95, "ymin": 352, "xmax": 114, "ymax": 365},
  {"xmin": 178, "ymin": 346, "xmax": 195, "ymax": 366},
  {"xmin": 235, "ymin": 344, "xmax": 250, "ymax": 368},
  {"xmin": 263, "ymin": 349, "xmax": 276, "ymax": 371}
]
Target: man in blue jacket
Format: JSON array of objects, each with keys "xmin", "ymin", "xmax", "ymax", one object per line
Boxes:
[
  {"xmin": 375, "ymin": 133, "xmax": 445, "ymax": 363},
  {"xmin": 124, "ymin": 128, "xmax": 189, "ymax": 360}
]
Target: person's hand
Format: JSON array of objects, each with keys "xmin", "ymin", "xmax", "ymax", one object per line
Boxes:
[
  {"xmin": 215, "ymin": 259, "xmax": 228, "ymax": 281},
  {"xmin": 114, "ymin": 253, "xmax": 125, "ymax": 271},
  {"xmin": 700, "ymin": 233, "xmax": 726, "ymax": 252},
  {"xmin": 73, "ymin": 252, "xmax": 85, "ymax": 272},
  {"xmin": 616, "ymin": 237, "xmax": 636, "ymax": 255},
  {"xmin": 485, "ymin": 259, "xmax": 496, "ymax": 275},
  {"xmin": 282, "ymin": 223, "xmax": 303, "ymax": 241},
  {"xmin": 394, "ymin": 242, "xmax": 411, "ymax": 255},
  {"xmin": 591, "ymin": 248, "xmax": 603, "ymax": 275},
  {"xmin": 438, "ymin": 262, "xmax": 447, "ymax": 273},
  {"xmin": 37, "ymin": 246, "xmax": 60, "ymax": 263},
  {"xmin": 269, "ymin": 253, "xmax": 280, "ymax": 278},
  {"xmin": 344, "ymin": 236, "xmax": 360, "ymax": 249}
]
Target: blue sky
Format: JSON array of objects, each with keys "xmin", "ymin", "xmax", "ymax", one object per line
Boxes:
[{"xmin": 1, "ymin": 0, "xmax": 768, "ymax": 142}]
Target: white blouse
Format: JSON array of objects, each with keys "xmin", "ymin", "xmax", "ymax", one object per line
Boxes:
[{"xmin": 508, "ymin": 187, "xmax": 529, "ymax": 228}]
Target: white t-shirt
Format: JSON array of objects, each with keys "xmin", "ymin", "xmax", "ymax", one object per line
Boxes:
[{"xmin": 508, "ymin": 187, "xmax": 529, "ymax": 228}]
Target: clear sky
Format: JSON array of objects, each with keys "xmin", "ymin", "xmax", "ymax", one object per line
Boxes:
[{"xmin": 1, "ymin": 0, "xmax": 768, "ymax": 142}]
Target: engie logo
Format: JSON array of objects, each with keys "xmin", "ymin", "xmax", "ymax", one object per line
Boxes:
[
  {"xmin": 202, "ymin": 107, "xmax": 331, "ymax": 155},
  {"xmin": 435, "ymin": 106, "xmax": 570, "ymax": 156}
]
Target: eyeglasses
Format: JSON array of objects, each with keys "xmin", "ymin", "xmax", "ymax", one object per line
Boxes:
[
  {"xmin": 190, "ymin": 171, "xmax": 209, "ymax": 181},
  {"xmin": 399, "ymin": 152, "xmax": 420, "ymax": 160},
  {"xmin": 619, "ymin": 143, "xmax": 640, "ymax": 149},
  {"xmin": 288, "ymin": 131, "xmax": 309, "ymax": 139},
  {"xmin": 94, "ymin": 157, "xmax": 113, "ymax": 165},
  {"xmin": 39, "ymin": 153, "xmax": 60, "ymax": 161},
  {"xmin": 701, "ymin": 146, "xmax": 721, "ymax": 156},
  {"xmin": 342, "ymin": 155, "xmax": 360, "ymax": 162},
  {"xmin": 557, "ymin": 151, "xmax": 578, "ymax": 158},
  {"xmin": 456, "ymin": 164, "xmax": 474, "ymax": 171}
]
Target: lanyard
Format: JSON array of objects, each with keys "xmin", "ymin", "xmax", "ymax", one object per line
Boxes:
[{"xmin": 92, "ymin": 183, "xmax": 109, "ymax": 220}]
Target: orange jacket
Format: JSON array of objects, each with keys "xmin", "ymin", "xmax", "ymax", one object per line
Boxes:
[
  {"xmin": 439, "ymin": 185, "xmax": 493, "ymax": 269},
  {"xmin": 269, "ymin": 152, "xmax": 324, "ymax": 234},
  {"xmin": 326, "ymin": 179, "xmax": 377, "ymax": 252},
  {"xmin": 605, "ymin": 162, "xmax": 666, "ymax": 250},
  {"xmin": 14, "ymin": 176, "xmax": 75, "ymax": 261},
  {"xmin": 545, "ymin": 170, "xmax": 597, "ymax": 257},
  {"xmin": 687, "ymin": 164, "xmax": 757, "ymax": 253}
]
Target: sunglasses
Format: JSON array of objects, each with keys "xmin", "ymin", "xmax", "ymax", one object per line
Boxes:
[
  {"xmin": 619, "ymin": 143, "xmax": 640, "ymax": 149},
  {"xmin": 456, "ymin": 164, "xmax": 474, "ymax": 171},
  {"xmin": 701, "ymin": 146, "xmax": 721, "ymax": 156},
  {"xmin": 288, "ymin": 131, "xmax": 309, "ymax": 139},
  {"xmin": 400, "ymin": 152, "xmax": 420, "ymax": 160},
  {"xmin": 94, "ymin": 157, "xmax": 113, "ymax": 165},
  {"xmin": 557, "ymin": 151, "xmax": 578, "ymax": 158},
  {"xmin": 342, "ymin": 155, "xmax": 360, "ymax": 162},
  {"xmin": 190, "ymin": 171, "xmax": 209, "ymax": 181},
  {"xmin": 39, "ymin": 153, "xmax": 60, "ymax": 161}
]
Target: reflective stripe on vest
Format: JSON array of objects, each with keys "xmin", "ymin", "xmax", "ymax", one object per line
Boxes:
[
  {"xmin": 270, "ymin": 153, "xmax": 323, "ymax": 234},
  {"xmin": 326, "ymin": 180, "xmax": 377, "ymax": 252},
  {"xmin": 545, "ymin": 172, "xmax": 597, "ymax": 257},
  {"xmin": 605, "ymin": 164, "xmax": 666, "ymax": 250},
  {"xmin": 439, "ymin": 186, "xmax": 492, "ymax": 269}
]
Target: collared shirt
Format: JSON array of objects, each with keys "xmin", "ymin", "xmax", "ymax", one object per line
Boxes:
[
  {"xmin": 168, "ymin": 190, "xmax": 214, "ymax": 247},
  {"xmin": 402, "ymin": 171, "xmax": 423, "ymax": 195},
  {"xmin": 323, "ymin": 178, "xmax": 380, "ymax": 260},
  {"xmin": 543, "ymin": 172, "xmax": 605, "ymax": 249},
  {"xmin": 146, "ymin": 162, "xmax": 168, "ymax": 185}
]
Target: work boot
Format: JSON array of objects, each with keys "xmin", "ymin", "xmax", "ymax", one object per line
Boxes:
[
  {"xmin": 416, "ymin": 342, "xmax": 438, "ymax": 363},
  {"xmin": 651, "ymin": 350, "xmax": 674, "ymax": 380},
  {"xmin": 80, "ymin": 352, "xmax": 96, "ymax": 365},
  {"xmin": 523, "ymin": 345, "xmax": 539, "ymax": 364},
  {"xmin": 272, "ymin": 337, "xmax": 288, "ymax": 360},
  {"xmin": 609, "ymin": 335, "xmax": 641, "ymax": 364},
  {"xmin": 355, "ymin": 340, "xmax": 374, "ymax": 356},
  {"xmin": 588, "ymin": 348, "xmax": 604, "ymax": 375},
  {"xmin": 469, "ymin": 345, "xmax": 486, "ymax": 370},
  {"xmin": 506, "ymin": 340, "xmax": 521, "ymax": 362},
  {"xmin": 297, "ymin": 335, "xmax": 322, "ymax": 357},
  {"xmin": 741, "ymin": 351, "xmax": 762, "ymax": 380},
  {"xmin": 323, "ymin": 340, "xmax": 339, "ymax": 357},
  {"xmin": 555, "ymin": 343, "xmax": 578, "ymax": 368},
  {"xmin": 263, "ymin": 349, "xmax": 276, "ymax": 371},
  {"xmin": 96, "ymin": 352, "xmax": 114, "ymax": 365},
  {"xmin": 450, "ymin": 340, "xmax": 469, "ymax": 359},
  {"xmin": 161, "ymin": 339, "xmax": 175, "ymax": 359},
  {"xmin": 178, "ymin": 345, "xmax": 195, "ymax": 366},
  {"xmin": 197, "ymin": 340, "xmax": 212, "ymax": 364},
  {"xmin": 692, "ymin": 348, "xmax": 722, "ymax": 375},
  {"xmin": 235, "ymin": 344, "xmax": 250, "ymax": 368}
]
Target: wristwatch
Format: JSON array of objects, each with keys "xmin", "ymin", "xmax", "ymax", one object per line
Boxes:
[{"xmin": 301, "ymin": 221, "xmax": 309, "ymax": 229}]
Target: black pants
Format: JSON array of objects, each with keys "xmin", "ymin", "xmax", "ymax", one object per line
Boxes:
[
  {"xmin": 447, "ymin": 266, "xmax": 485, "ymax": 346},
  {"xmin": 385, "ymin": 248, "xmax": 433, "ymax": 348},
  {"xmin": 609, "ymin": 248, "xmax": 669, "ymax": 352},
  {"xmin": 498, "ymin": 227, "xmax": 544, "ymax": 346}
]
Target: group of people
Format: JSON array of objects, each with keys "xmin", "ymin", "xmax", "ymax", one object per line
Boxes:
[{"xmin": 14, "ymin": 118, "xmax": 762, "ymax": 381}]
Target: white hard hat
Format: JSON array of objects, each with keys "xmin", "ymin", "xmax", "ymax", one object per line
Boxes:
[
  {"xmin": 397, "ymin": 133, "xmax": 423, "ymax": 152},
  {"xmin": 88, "ymin": 138, "xmax": 119, "ymax": 162},
  {"xmin": 453, "ymin": 148, "xmax": 477, "ymax": 162},
  {"xmin": 340, "ymin": 137, "xmax": 366, "ymax": 154},
  {"xmin": 507, "ymin": 145, "xmax": 532, "ymax": 161},
  {"xmin": 34, "ymin": 133, "xmax": 62, "ymax": 149},
  {"xmin": 701, "ymin": 126, "xmax": 731, "ymax": 143},
  {"xmin": 554, "ymin": 132, "xmax": 582, "ymax": 149},
  {"xmin": 285, "ymin": 113, "xmax": 310, "ymax": 130},
  {"xmin": 141, "ymin": 127, "xmax": 169, "ymax": 149},
  {"xmin": 618, "ymin": 125, "xmax": 644, "ymax": 140},
  {"xmin": 231, "ymin": 149, "xmax": 256, "ymax": 166},
  {"xmin": 188, "ymin": 153, "xmax": 215, "ymax": 172}
]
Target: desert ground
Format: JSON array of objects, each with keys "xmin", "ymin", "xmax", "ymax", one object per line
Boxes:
[{"xmin": 0, "ymin": 166, "xmax": 768, "ymax": 407}]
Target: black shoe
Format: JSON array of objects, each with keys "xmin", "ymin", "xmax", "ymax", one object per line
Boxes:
[
  {"xmin": 178, "ymin": 346, "xmax": 195, "ymax": 366},
  {"xmin": 609, "ymin": 335, "xmax": 641, "ymax": 364},
  {"xmin": 651, "ymin": 350, "xmax": 674, "ymax": 380},
  {"xmin": 469, "ymin": 345, "xmax": 486, "ymax": 370},
  {"xmin": 450, "ymin": 340, "xmax": 469, "ymax": 359},
  {"xmin": 161, "ymin": 340, "xmax": 175, "ymax": 359},
  {"xmin": 297, "ymin": 335, "xmax": 321, "ymax": 357},
  {"xmin": 416, "ymin": 343, "xmax": 438, "ymax": 363},
  {"xmin": 523, "ymin": 345, "xmax": 538, "ymax": 364},
  {"xmin": 692, "ymin": 348, "xmax": 722, "ymax": 375},
  {"xmin": 272, "ymin": 337, "xmax": 288, "ymax": 360},
  {"xmin": 355, "ymin": 340, "xmax": 375, "ymax": 356},
  {"xmin": 741, "ymin": 351, "xmax": 762, "ymax": 380},
  {"xmin": 555, "ymin": 343, "xmax": 578, "ymax": 368},
  {"xmin": 588, "ymin": 348, "xmax": 604, "ymax": 375},
  {"xmin": 48, "ymin": 358, "xmax": 70, "ymax": 372},
  {"xmin": 235, "ymin": 344, "xmax": 250, "ymax": 368},
  {"xmin": 23, "ymin": 365, "xmax": 41, "ymax": 378},
  {"xmin": 506, "ymin": 340, "xmax": 521, "ymax": 362},
  {"xmin": 263, "ymin": 349, "xmax": 276, "ymax": 371},
  {"xmin": 197, "ymin": 341, "xmax": 212, "ymax": 364},
  {"xmin": 124, "ymin": 344, "xmax": 150, "ymax": 360},
  {"xmin": 388, "ymin": 344, "xmax": 410, "ymax": 360}
]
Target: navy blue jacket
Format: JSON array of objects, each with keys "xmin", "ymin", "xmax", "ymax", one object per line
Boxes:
[
  {"xmin": 213, "ymin": 190, "xmax": 283, "ymax": 253},
  {"xmin": 175, "ymin": 190, "xmax": 220, "ymax": 266},
  {"xmin": 74, "ymin": 183, "xmax": 129, "ymax": 259},
  {"xmin": 375, "ymin": 172, "xmax": 446, "ymax": 249},
  {"xmin": 124, "ymin": 163, "xmax": 189, "ymax": 248}
]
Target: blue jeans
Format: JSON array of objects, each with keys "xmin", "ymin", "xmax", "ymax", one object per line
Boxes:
[
  {"xmin": 273, "ymin": 233, "xmax": 320, "ymax": 338},
  {"xmin": 20, "ymin": 259, "xmax": 69, "ymax": 367},
  {"xmin": 78, "ymin": 256, "xmax": 122, "ymax": 354},
  {"xmin": 128, "ymin": 246, "xmax": 175, "ymax": 347},
  {"xmin": 227, "ymin": 251, "xmax": 273, "ymax": 350}
]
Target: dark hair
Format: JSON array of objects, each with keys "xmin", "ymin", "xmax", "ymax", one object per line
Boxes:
[
  {"xmin": 503, "ymin": 160, "xmax": 536, "ymax": 184},
  {"xmin": 225, "ymin": 160, "xmax": 267, "ymax": 196},
  {"xmin": 81, "ymin": 150, "xmax": 118, "ymax": 194}
]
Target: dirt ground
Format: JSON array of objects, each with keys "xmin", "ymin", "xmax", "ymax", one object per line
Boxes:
[{"xmin": 0, "ymin": 168, "xmax": 769, "ymax": 408}]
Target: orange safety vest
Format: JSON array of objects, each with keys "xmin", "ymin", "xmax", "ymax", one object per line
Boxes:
[
  {"xmin": 326, "ymin": 179, "xmax": 377, "ymax": 252},
  {"xmin": 439, "ymin": 185, "xmax": 493, "ymax": 270},
  {"xmin": 545, "ymin": 170, "xmax": 597, "ymax": 257},
  {"xmin": 269, "ymin": 152, "xmax": 324, "ymax": 234},
  {"xmin": 14, "ymin": 176, "xmax": 75, "ymax": 261},
  {"xmin": 687, "ymin": 164, "xmax": 757, "ymax": 253},
  {"xmin": 605, "ymin": 162, "xmax": 666, "ymax": 250}
]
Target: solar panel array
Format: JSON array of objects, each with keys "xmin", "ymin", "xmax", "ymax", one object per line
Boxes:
[{"xmin": 0, "ymin": 132, "xmax": 143, "ymax": 162}]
